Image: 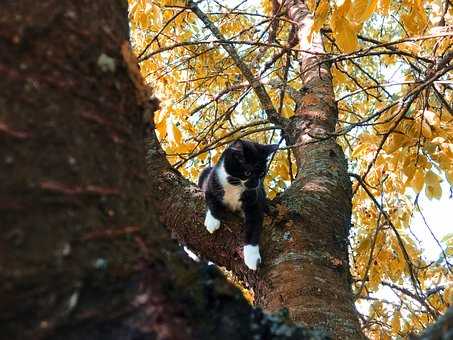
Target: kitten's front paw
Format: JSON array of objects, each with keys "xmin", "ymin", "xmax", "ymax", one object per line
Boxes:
[
  {"xmin": 243, "ymin": 245, "xmax": 261, "ymax": 270},
  {"xmin": 204, "ymin": 210, "xmax": 221, "ymax": 233}
]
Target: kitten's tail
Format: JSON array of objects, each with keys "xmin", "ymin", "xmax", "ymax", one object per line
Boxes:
[{"xmin": 198, "ymin": 166, "xmax": 213, "ymax": 189}]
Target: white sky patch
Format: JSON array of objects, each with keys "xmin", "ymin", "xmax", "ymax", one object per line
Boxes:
[{"xmin": 409, "ymin": 181, "xmax": 452, "ymax": 262}]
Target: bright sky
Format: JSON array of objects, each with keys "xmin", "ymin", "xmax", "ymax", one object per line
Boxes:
[{"xmin": 410, "ymin": 182, "xmax": 452, "ymax": 262}]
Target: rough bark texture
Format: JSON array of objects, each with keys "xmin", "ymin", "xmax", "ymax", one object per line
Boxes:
[
  {"xmin": 272, "ymin": 1, "xmax": 362, "ymax": 337},
  {"xmin": 1, "ymin": 1, "xmax": 330, "ymax": 340},
  {"xmin": 1, "ymin": 1, "xmax": 149, "ymax": 336}
]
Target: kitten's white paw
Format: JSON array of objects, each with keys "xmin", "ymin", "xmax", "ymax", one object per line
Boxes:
[
  {"xmin": 204, "ymin": 210, "xmax": 221, "ymax": 233},
  {"xmin": 243, "ymin": 245, "xmax": 261, "ymax": 270}
]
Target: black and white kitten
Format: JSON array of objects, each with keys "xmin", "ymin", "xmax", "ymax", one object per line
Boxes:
[{"xmin": 198, "ymin": 140, "xmax": 278, "ymax": 270}]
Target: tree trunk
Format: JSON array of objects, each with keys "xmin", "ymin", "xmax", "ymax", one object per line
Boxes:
[
  {"xmin": 1, "ymin": 1, "xmax": 331, "ymax": 339},
  {"xmin": 259, "ymin": 1, "xmax": 363, "ymax": 337}
]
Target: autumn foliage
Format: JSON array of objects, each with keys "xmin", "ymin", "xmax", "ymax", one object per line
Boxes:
[{"xmin": 129, "ymin": 0, "xmax": 452, "ymax": 338}]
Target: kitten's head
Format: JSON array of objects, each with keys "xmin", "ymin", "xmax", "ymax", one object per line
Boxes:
[{"xmin": 223, "ymin": 140, "xmax": 278, "ymax": 189}]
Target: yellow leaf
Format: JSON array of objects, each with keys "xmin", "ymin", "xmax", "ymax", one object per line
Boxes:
[
  {"xmin": 175, "ymin": 141, "xmax": 196, "ymax": 154},
  {"xmin": 181, "ymin": 119, "xmax": 196, "ymax": 134},
  {"xmin": 410, "ymin": 168, "xmax": 425, "ymax": 193},
  {"xmin": 403, "ymin": 162, "xmax": 416, "ymax": 180},
  {"xmin": 378, "ymin": 0, "xmax": 390, "ymax": 15},
  {"xmin": 138, "ymin": 11, "xmax": 149, "ymax": 29},
  {"xmin": 425, "ymin": 170, "xmax": 442, "ymax": 200},
  {"xmin": 180, "ymin": 30, "xmax": 193, "ymax": 41},
  {"xmin": 401, "ymin": 13, "xmax": 418, "ymax": 35},
  {"xmin": 332, "ymin": 66, "xmax": 347, "ymax": 83},
  {"xmin": 357, "ymin": 237, "xmax": 371, "ymax": 255},
  {"xmin": 199, "ymin": 151, "xmax": 208, "ymax": 161},
  {"xmin": 400, "ymin": 42, "xmax": 421, "ymax": 54},
  {"xmin": 155, "ymin": 119, "xmax": 166, "ymax": 139},
  {"xmin": 384, "ymin": 133, "xmax": 409, "ymax": 154},
  {"xmin": 425, "ymin": 170, "xmax": 440, "ymax": 186},
  {"xmin": 276, "ymin": 162, "xmax": 290, "ymax": 180},
  {"xmin": 350, "ymin": 0, "xmax": 378, "ymax": 23},
  {"xmin": 351, "ymin": 143, "xmax": 369, "ymax": 158},
  {"xmin": 382, "ymin": 53, "xmax": 397, "ymax": 65},
  {"xmin": 172, "ymin": 124, "xmax": 182, "ymax": 144},
  {"xmin": 261, "ymin": 0, "xmax": 273, "ymax": 15},
  {"xmin": 151, "ymin": 4, "xmax": 162, "ymax": 24},
  {"xmin": 423, "ymin": 110, "xmax": 440, "ymax": 128},
  {"xmin": 331, "ymin": 0, "xmax": 360, "ymax": 52},
  {"xmin": 380, "ymin": 331, "xmax": 392, "ymax": 340},
  {"xmin": 444, "ymin": 285, "xmax": 453, "ymax": 305},
  {"xmin": 337, "ymin": 0, "xmax": 352, "ymax": 15},
  {"xmin": 331, "ymin": 15, "xmax": 360, "ymax": 52},
  {"xmin": 442, "ymin": 143, "xmax": 453, "ymax": 157},
  {"xmin": 431, "ymin": 136, "xmax": 445, "ymax": 144},
  {"xmin": 421, "ymin": 120, "xmax": 432, "ymax": 139},
  {"xmin": 401, "ymin": 0, "xmax": 429, "ymax": 35},
  {"xmin": 311, "ymin": 0, "xmax": 330, "ymax": 33},
  {"xmin": 391, "ymin": 310, "xmax": 401, "ymax": 334}
]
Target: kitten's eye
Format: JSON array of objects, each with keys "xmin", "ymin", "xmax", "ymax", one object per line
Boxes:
[
  {"xmin": 260, "ymin": 171, "xmax": 266, "ymax": 177},
  {"xmin": 244, "ymin": 170, "xmax": 252, "ymax": 177}
]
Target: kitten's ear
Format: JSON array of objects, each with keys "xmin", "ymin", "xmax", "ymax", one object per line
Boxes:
[
  {"xmin": 261, "ymin": 144, "xmax": 279, "ymax": 155},
  {"xmin": 230, "ymin": 140, "xmax": 244, "ymax": 153}
]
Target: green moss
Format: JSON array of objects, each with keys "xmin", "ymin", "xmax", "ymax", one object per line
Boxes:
[{"xmin": 97, "ymin": 53, "xmax": 116, "ymax": 72}]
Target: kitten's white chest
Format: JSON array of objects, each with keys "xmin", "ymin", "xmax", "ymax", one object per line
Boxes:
[
  {"xmin": 216, "ymin": 163, "xmax": 244, "ymax": 212},
  {"xmin": 223, "ymin": 182, "xmax": 244, "ymax": 211}
]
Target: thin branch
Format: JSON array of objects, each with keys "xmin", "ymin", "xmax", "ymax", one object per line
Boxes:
[
  {"xmin": 323, "ymin": 29, "xmax": 452, "ymax": 60},
  {"xmin": 137, "ymin": 7, "xmax": 187, "ymax": 59},
  {"xmin": 354, "ymin": 209, "xmax": 383, "ymax": 300},
  {"xmin": 349, "ymin": 173, "xmax": 427, "ymax": 307},
  {"xmin": 187, "ymin": 0, "xmax": 287, "ymax": 126},
  {"xmin": 381, "ymin": 281, "xmax": 441, "ymax": 318},
  {"xmin": 432, "ymin": 86, "xmax": 453, "ymax": 115},
  {"xmin": 353, "ymin": 64, "xmax": 453, "ymax": 190},
  {"xmin": 336, "ymin": 82, "xmax": 417, "ymax": 102},
  {"xmin": 415, "ymin": 201, "xmax": 453, "ymax": 272},
  {"xmin": 174, "ymin": 123, "xmax": 279, "ymax": 168}
]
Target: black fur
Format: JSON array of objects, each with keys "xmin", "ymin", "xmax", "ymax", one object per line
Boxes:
[{"xmin": 198, "ymin": 140, "xmax": 278, "ymax": 248}]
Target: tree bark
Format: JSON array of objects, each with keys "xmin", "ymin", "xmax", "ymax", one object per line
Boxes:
[{"xmin": 1, "ymin": 1, "xmax": 330, "ymax": 340}]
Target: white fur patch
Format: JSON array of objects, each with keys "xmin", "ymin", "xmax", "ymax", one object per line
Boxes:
[
  {"xmin": 243, "ymin": 244, "xmax": 261, "ymax": 270},
  {"xmin": 204, "ymin": 209, "xmax": 221, "ymax": 233},
  {"xmin": 216, "ymin": 162, "xmax": 245, "ymax": 212}
]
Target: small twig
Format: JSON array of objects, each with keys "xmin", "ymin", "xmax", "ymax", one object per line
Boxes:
[
  {"xmin": 353, "ymin": 64, "xmax": 453, "ymax": 192},
  {"xmin": 137, "ymin": 7, "xmax": 187, "ymax": 59},
  {"xmin": 174, "ymin": 125, "xmax": 280, "ymax": 168},
  {"xmin": 349, "ymin": 173, "xmax": 426, "ymax": 307},
  {"xmin": 381, "ymin": 281, "xmax": 440, "ymax": 319},
  {"xmin": 415, "ymin": 201, "xmax": 453, "ymax": 272},
  {"xmin": 354, "ymin": 207, "xmax": 383, "ymax": 300},
  {"xmin": 187, "ymin": 0, "xmax": 286, "ymax": 127}
]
